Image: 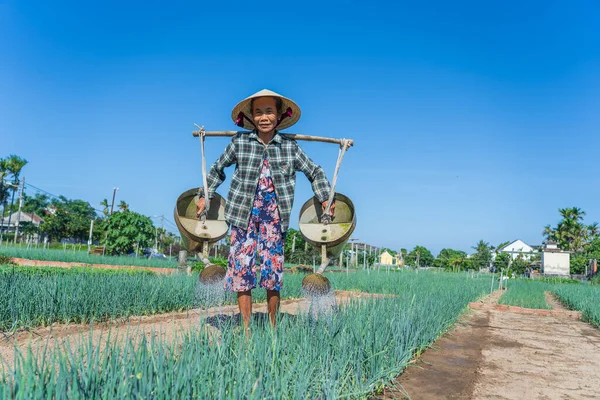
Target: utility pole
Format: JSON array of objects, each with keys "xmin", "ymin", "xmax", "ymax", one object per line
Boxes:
[
  {"xmin": 109, "ymin": 187, "xmax": 119, "ymax": 215},
  {"xmin": 13, "ymin": 177, "xmax": 25, "ymax": 244},
  {"xmin": 87, "ymin": 219, "xmax": 94, "ymax": 253}
]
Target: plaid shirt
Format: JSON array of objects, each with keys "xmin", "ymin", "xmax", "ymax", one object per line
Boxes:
[{"xmin": 207, "ymin": 130, "xmax": 331, "ymax": 232}]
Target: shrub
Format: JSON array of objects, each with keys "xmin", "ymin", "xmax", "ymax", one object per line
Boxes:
[{"xmin": 0, "ymin": 254, "xmax": 15, "ymax": 265}]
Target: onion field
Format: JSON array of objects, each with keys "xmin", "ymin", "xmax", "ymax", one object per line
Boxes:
[
  {"xmin": 553, "ymin": 284, "xmax": 600, "ymax": 327},
  {"xmin": 0, "ymin": 270, "xmax": 492, "ymax": 398}
]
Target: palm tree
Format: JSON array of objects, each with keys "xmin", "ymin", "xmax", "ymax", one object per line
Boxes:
[
  {"xmin": 0, "ymin": 158, "xmax": 9, "ymax": 234},
  {"xmin": 118, "ymin": 200, "xmax": 129, "ymax": 212},
  {"xmin": 4, "ymin": 155, "xmax": 28, "ymax": 236},
  {"xmin": 542, "ymin": 225, "xmax": 555, "ymax": 242},
  {"xmin": 588, "ymin": 222, "xmax": 599, "ymax": 239},
  {"xmin": 100, "ymin": 199, "xmax": 110, "ymax": 216}
]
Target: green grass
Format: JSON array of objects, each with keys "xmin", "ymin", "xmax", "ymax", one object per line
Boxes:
[
  {"xmin": 0, "ymin": 270, "xmax": 492, "ymax": 399},
  {"xmin": 498, "ymin": 280, "xmax": 552, "ymax": 309},
  {"xmin": 0, "ymin": 245, "xmax": 178, "ymax": 268}
]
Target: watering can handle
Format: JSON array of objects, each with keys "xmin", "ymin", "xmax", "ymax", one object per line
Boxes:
[
  {"xmin": 322, "ymin": 139, "xmax": 351, "ymax": 221},
  {"xmin": 195, "ymin": 125, "xmax": 211, "ymax": 216}
]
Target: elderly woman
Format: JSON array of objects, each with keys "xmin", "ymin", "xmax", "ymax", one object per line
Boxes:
[{"xmin": 196, "ymin": 89, "xmax": 334, "ymax": 331}]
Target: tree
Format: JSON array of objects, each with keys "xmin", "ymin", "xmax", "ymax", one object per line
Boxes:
[
  {"xmin": 40, "ymin": 205, "xmax": 70, "ymax": 241},
  {"xmin": 23, "ymin": 193, "xmax": 50, "ymax": 217},
  {"xmin": 38, "ymin": 196, "xmax": 97, "ymax": 242},
  {"xmin": 435, "ymin": 248, "xmax": 467, "ymax": 271},
  {"xmin": 100, "ymin": 199, "xmax": 110, "ymax": 216},
  {"xmin": 0, "ymin": 158, "xmax": 10, "ymax": 216},
  {"xmin": 284, "ymin": 228, "xmax": 317, "ymax": 265},
  {"xmin": 494, "ymin": 252, "xmax": 511, "ymax": 272},
  {"xmin": 4, "ymin": 155, "xmax": 28, "ymax": 231},
  {"xmin": 17, "ymin": 221, "xmax": 39, "ymax": 240},
  {"xmin": 543, "ymin": 207, "xmax": 600, "ymax": 273},
  {"xmin": 471, "ymin": 240, "xmax": 493, "ymax": 271},
  {"xmin": 102, "ymin": 211, "xmax": 155, "ymax": 255},
  {"xmin": 118, "ymin": 200, "xmax": 129, "ymax": 212},
  {"xmin": 405, "ymin": 246, "xmax": 434, "ymax": 268}
]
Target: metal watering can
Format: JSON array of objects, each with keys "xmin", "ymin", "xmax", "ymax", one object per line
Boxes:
[
  {"xmin": 298, "ymin": 193, "xmax": 357, "ymax": 295},
  {"xmin": 173, "ymin": 188, "xmax": 229, "ymax": 283}
]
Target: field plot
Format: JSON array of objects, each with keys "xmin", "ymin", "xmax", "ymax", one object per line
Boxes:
[
  {"xmin": 393, "ymin": 281, "xmax": 600, "ymax": 400},
  {"xmin": 0, "ymin": 246, "xmax": 178, "ymax": 268},
  {"xmin": 1, "ymin": 270, "xmax": 491, "ymax": 398}
]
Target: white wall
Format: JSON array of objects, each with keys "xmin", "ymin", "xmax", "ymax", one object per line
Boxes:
[
  {"xmin": 501, "ymin": 240, "xmax": 536, "ymax": 260},
  {"xmin": 542, "ymin": 252, "xmax": 570, "ymax": 276}
]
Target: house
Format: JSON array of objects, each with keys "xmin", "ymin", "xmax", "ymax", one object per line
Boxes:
[
  {"xmin": 0, "ymin": 211, "xmax": 44, "ymax": 238},
  {"xmin": 541, "ymin": 241, "xmax": 570, "ymax": 277},
  {"xmin": 497, "ymin": 239, "xmax": 537, "ymax": 260},
  {"xmin": 379, "ymin": 250, "xmax": 402, "ymax": 266}
]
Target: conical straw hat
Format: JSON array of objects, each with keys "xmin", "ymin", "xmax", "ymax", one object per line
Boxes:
[{"xmin": 231, "ymin": 89, "xmax": 301, "ymax": 130}]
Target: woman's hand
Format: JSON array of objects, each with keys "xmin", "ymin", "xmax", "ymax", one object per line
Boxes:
[
  {"xmin": 321, "ymin": 200, "xmax": 335, "ymax": 216},
  {"xmin": 196, "ymin": 198, "xmax": 206, "ymax": 217}
]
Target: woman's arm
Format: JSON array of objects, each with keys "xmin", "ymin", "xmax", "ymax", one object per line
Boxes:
[
  {"xmin": 294, "ymin": 144, "xmax": 331, "ymax": 203},
  {"xmin": 206, "ymin": 139, "xmax": 237, "ymax": 199}
]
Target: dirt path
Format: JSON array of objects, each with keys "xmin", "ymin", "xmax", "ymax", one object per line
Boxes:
[
  {"xmin": 0, "ymin": 290, "xmax": 378, "ymax": 368},
  {"xmin": 387, "ymin": 290, "xmax": 600, "ymax": 400}
]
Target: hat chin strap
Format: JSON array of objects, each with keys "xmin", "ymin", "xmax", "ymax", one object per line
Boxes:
[
  {"xmin": 235, "ymin": 112, "xmax": 256, "ymax": 128},
  {"xmin": 275, "ymin": 107, "xmax": 293, "ymax": 128}
]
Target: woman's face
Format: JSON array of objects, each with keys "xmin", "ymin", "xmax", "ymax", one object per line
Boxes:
[{"xmin": 252, "ymin": 97, "xmax": 278, "ymax": 135}]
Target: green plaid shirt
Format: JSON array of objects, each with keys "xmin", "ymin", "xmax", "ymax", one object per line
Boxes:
[{"xmin": 207, "ymin": 130, "xmax": 331, "ymax": 232}]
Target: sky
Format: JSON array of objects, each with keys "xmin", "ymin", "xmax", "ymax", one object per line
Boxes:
[{"xmin": 1, "ymin": 0, "xmax": 599, "ymax": 255}]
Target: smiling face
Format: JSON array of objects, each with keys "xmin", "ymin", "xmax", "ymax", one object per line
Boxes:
[{"xmin": 251, "ymin": 96, "xmax": 278, "ymax": 135}]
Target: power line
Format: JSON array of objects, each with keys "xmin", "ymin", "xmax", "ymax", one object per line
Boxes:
[{"xmin": 24, "ymin": 182, "xmax": 106, "ymax": 215}]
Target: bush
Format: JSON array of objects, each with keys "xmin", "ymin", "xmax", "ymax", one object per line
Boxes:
[
  {"xmin": 190, "ymin": 256, "xmax": 228, "ymax": 272},
  {"xmin": 591, "ymin": 275, "xmax": 600, "ymax": 286},
  {"xmin": 0, "ymin": 254, "xmax": 15, "ymax": 265}
]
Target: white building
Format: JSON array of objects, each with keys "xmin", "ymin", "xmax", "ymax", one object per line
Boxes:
[
  {"xmin": 541, "ymin": 241, "xmax": 570, "ymax": 276},
  {"xmin": 497, "ymin": 239, "xmax": 537, "ymax": 260}
]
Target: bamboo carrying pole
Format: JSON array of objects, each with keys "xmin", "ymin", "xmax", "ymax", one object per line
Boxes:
[{"xmin": 192, "ymin": 129, "xmax": 355, "ymax": 147}]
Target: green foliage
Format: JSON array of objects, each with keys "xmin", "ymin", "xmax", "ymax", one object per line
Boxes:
[
  {"xmin": 494, "ymin": 252, "xmax": 511, "ymax": 271},
  {"xmin": 510, "ymin": 256, "xmax": 530, "ymax": 276},
  {"xmin": 543, "ymin": 207, "xmax": 600, "ymax": 273},
  {"xmin": 22, "ymin": 192, "xmax": 50, "ymax": 217},
  {"xmin": 0, "ymin": 271, "xmax": 493, "ymax": 398},
  {"xmin": 405, "ymin": 246, "xmax": 434, "ymax": 267},
  {"xmin": 190, "ymin": 256, "xmax": 228, "ymax": 272},
  {"xmin": 470, "ymin": 240, "xmax": 493, "ymax": 270},
  {"xmin": 434, "ymin": 248, "xmax": 467, "ymax": 271},
  {"xmin": 39, "ymin": 196, "xmax": 98, "ymax": 242},
  {"xmin": 283, "ymin": 228, "xmax": 319, "ymax": 265},
  {"xmin": 0, "ymin": 254, "xmax": 14, "ymax": 265},
  {"xmin": 591, "ymin": 275, "xmax": 600, "ymax": 286},
  {"xmin": 103, "ymin": 211, "xmax": 155, "ymax": 255}
]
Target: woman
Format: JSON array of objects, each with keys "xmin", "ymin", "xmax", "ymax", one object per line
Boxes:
[{"xmin": 196, "ymin": 89, "xmax": 334, "ymax": 331}]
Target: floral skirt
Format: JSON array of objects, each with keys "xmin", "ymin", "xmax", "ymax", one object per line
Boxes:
[{"xmin": 225, "ymin": 219, "xmax": 285, "ymax": 292}]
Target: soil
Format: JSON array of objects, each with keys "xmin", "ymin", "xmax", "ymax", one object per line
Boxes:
[
  {"xmin": 0, "ymin": 290, "xmax": 381, "ymax": 369},
  {"xmin": 385, "ymin": 290, "xmax": 600, "ymax": 400}
]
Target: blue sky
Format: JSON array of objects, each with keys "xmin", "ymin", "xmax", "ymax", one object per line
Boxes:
[{"xmin": 1, "ymin": 0, "xmax": 599, "ymax": 255}]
